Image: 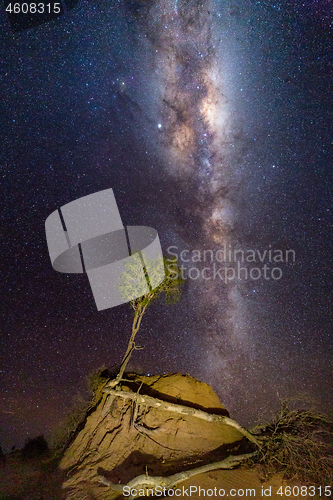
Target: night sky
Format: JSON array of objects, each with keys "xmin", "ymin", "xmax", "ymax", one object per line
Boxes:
[{"xmin": 1, "ymin": 0, "xmax": 332, "ymax": 451}]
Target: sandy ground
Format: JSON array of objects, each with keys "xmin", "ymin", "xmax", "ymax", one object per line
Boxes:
[
  {"xmin": 174, "ymin": 468, "xmax": 308, "ymax": 500},
  {"xmin": 0, "ymin": 454, "xmax": 64, "ymax": 500},
  {"xmin": 0, "ymin": 455, "xmax": 311, "ymax": 500}
]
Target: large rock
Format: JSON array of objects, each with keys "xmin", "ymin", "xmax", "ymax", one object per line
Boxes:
[{"xmin": 60, "ymin": 373, "xmax": 251, "ymax": 499}]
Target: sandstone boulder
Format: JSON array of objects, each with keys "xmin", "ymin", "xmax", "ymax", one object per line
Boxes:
[{"xmin": 60, "ymin": 373, "xmax": 255, "ymax": 499}]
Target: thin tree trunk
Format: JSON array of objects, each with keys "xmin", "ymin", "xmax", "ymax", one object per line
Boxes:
[{"xmin": 107, "ymin": 295, "xmax": 153, "ymax": 388}]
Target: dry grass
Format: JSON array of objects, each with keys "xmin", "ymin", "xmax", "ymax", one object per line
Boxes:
[
  {"xmin": 251, "ymin": 400, "xmax": 333, "ymax": 485},
  {"xmin": 50, "ymin": 394, "xmax": 89, "ymax": 455}
]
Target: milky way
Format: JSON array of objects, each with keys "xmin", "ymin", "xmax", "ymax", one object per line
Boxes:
[
  {"xmin": 122, "ymin": 0, "xmax": 260, "ymax": 409},
  {"xmin": 119, "ymin": 0, "xmax": 332, "ymax": 421}
]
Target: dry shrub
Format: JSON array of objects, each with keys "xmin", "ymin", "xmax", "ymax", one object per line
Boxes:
[
  {"xmin": 253, "ymin": 400, "xmax": 333, "ymax": 485},
  {"xmin": 22, "ymin": 434, "xmax": 49, "ymax": 459},
  {"xmin": 86, "ymin": 365, "xmax": 113, "ymax": 400}
]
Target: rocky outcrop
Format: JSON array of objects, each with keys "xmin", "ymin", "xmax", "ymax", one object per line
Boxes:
[{"xmin": 60, "ymin": 373, "xmax": 256, "ymax": 499}]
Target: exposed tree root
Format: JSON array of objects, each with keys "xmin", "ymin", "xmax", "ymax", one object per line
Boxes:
[
  {"xmin": 98, "ymin": 452, "xmax": 257, "ymax": 498},
  {"xmin": 102, "ymin": 387, "xmax": 260, "ymax": 446}
]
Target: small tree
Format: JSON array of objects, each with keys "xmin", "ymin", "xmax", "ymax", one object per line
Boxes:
[{"xmin": 108, "ymin": 256, "xmax": 183, "ymax": 388}]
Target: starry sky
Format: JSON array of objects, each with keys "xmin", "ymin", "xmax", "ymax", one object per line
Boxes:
[{"xmin": 1, "ymin": 0, "xmax": 332, "ymax": 451}]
